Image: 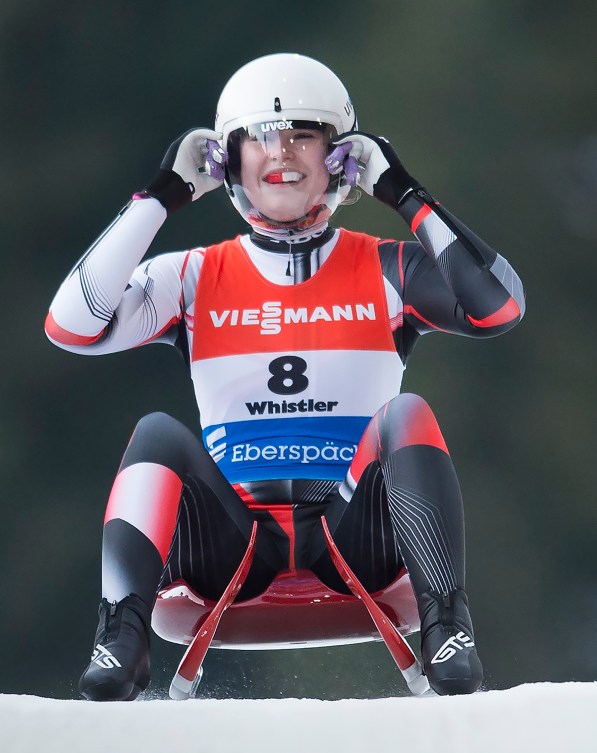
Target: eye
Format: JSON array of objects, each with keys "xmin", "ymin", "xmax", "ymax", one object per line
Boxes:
[
  {"xmin": 288, "ymin": 132, "xmax": 317, "ymax": 150},
  {"xmin": 290, "ymin": 132, "xmax": 315, "ymax": 142}
]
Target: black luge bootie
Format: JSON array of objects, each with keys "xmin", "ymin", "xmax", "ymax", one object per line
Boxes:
[
  {"xmin": 79, "ymin": 594, "xmax": 151, "ymax": 701},
  {"xmin": 419, "ymin": 588, "xmax": 483, "ymax": 695}
]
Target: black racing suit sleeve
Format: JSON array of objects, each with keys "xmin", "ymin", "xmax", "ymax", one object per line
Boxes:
[{"xmin": 378, "ymin": 189, "xmax": 525, "ymax": 362}]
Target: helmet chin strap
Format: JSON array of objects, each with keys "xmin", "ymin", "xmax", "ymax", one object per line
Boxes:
[
  {"xmin": 250, "ymin": 224, "xmax": 333, "ymax": 251},
  {"xmin": 245, "ymin": 200, "xmax": 333, "ymax": 244}
]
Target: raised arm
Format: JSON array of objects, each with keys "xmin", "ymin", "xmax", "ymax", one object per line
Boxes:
[
  {"xmin": 328, "ymin": 132, "xmax": 525, "ymax": 340},
  {"xmin": 46, "ymin": 198, "xmax": 165, "ymax": 352},
  {"xmin": 396, "ymin": 191, "xmax": 525, "ymax": 335},
  {"xmin": 45, "ymin": 129, "xmax": 226, "ymax": 355}
]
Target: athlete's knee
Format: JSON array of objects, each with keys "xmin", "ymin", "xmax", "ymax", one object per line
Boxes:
[
  {"xmin": 377, "ymin": 393, "xmax": 448, "ymax": 459},
  {"xmin": 377, "ymin": 393, "xmax": 434, "ymax": 427},
  {"xmin": 121, "ymin": 412, "xmax": 194, "ymax": 474},
  {"xmin": 133, "ymin": 411, "xmax": 178, "ymax": 437}
]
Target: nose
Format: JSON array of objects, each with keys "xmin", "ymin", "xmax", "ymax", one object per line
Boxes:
[{"xmin": 265, "ymin": 134, "xmax": 294, "ymax": 161}]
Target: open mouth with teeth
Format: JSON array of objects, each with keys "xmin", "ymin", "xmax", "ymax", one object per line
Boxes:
[{"xmin": 264, "ymin": 171, "xmax": 304, "ymax": 184}]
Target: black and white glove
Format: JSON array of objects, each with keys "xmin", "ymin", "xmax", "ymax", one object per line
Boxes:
[
  {"xmin": 142, "ymin": 128, "xmax": 227, "ymax": 213},
  {"xmin": 325, "ymin": 131, "xmax": 422, "ymax": 209}
]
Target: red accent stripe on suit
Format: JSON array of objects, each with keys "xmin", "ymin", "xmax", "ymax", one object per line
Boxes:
[
  {"xmin": 104, "ymin": 463, "xmax": 182, "ymax": 563},
  {"xmin": 44, "ymin": 311, "xmax": 105, "ymax": 346},
  {"xmin": 411, "ymin": 205, "xmax": 432, "ymax": 233},
  {"xmin": 467, "ymin": 296, "xmax": 520, "ymax": 328}
]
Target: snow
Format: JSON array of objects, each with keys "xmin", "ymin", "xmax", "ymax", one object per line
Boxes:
[{"xmin": 1, "ymin": 683, "xmax": 595, "ymax": 753}]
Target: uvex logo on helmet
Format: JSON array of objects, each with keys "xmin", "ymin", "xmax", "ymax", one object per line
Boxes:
[{"xmin": 260, "ymin": 120, "xmax": 294, "ymax": 132}]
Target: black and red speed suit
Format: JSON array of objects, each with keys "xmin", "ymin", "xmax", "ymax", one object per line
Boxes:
[{"xmin": 46, "ymin": 184, "xmax": 524, "ymax": 673}]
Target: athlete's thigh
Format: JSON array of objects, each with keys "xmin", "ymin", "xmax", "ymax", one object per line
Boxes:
[
  {"xmin": 134, "ymin": 414, "xmax": 285, "ymax": 600},
  {"xmin": 160, "ymin": 471, "xmax": 286, "ymax": 601},
  {"xmin": 142, "ymin": 412, "xmax": 285, "ymax": 544},
  {"xmin": 308, "ymin": 462, "xmax": 403, "ymax": 593}
]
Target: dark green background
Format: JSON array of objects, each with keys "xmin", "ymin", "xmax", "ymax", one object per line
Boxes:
[{"xmin": 2, "ymin": 1, "xmax": 596, "ymax": 699}]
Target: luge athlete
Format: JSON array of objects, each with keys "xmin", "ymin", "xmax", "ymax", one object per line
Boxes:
[{"xmin": 46, "ymin": 53, "xmax": 525, "ymax": 700}]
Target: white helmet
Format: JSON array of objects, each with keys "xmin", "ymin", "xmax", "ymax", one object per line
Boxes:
[{"xmin": 215, "ymin": 53, "xmax": 357, "ymax": 239}]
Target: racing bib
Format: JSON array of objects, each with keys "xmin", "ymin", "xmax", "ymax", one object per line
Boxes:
[{"xmin": 191, "ymin": 229, "xmax": 404, "ymax": 483}]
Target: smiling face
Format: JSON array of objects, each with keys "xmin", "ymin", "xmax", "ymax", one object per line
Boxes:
[{"xmin": 238, "ymin": 124, "xmax": 332, "ymax": 224}]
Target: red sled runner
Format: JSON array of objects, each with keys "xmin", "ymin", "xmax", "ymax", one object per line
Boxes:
[{"xmin": 152, "ymin": 517, "xmax": 432, "ymax": 699}]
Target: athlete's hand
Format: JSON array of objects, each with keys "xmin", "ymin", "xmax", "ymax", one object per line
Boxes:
[
  {"xmin": 326, "ymin": 131, "xmax": 420, "ymax": 209},
  {"xmin": 142, "ymin": 129, "xmax": 227, "ymax": 213}
]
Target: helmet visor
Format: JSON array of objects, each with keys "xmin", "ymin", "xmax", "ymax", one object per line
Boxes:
[{"xmin": 226, "ymin": 120, "xmax": 349, "ymax": 234}]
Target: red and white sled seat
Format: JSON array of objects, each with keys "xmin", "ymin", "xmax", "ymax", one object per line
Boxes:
[{"xmin": 152, "ymin": 566, "xmax": 420, "ymax": 650}]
